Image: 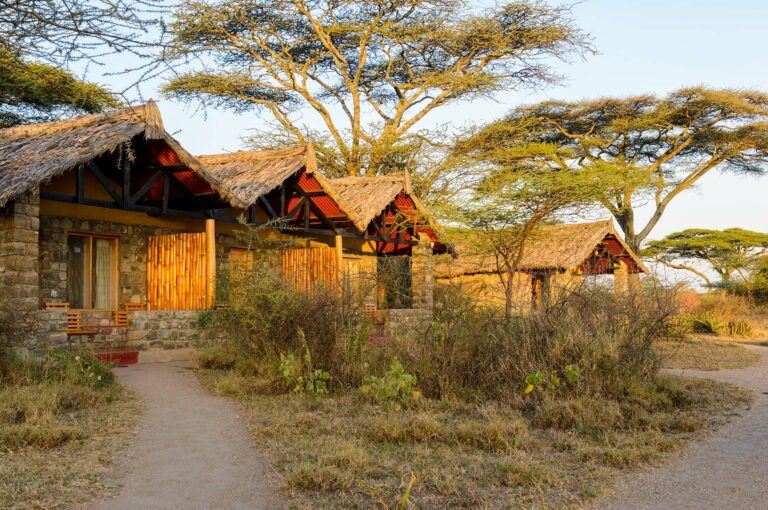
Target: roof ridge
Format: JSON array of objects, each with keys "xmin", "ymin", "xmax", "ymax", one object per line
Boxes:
[
  {"xmin": 198, "ymin": 146, "xmax": 308, "ymax": 162},
  {"xmin": 0, "ymin": 103, "xmax": 151, "ymax": 139}
]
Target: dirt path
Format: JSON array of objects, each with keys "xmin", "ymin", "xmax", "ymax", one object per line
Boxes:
[
  {"xmin": 592, "ymin": 344, "xmax": 768, "ymax": 510},
  {"xmin": 80, "ymin": 361, "xmax": 281, "ymax": 510}
]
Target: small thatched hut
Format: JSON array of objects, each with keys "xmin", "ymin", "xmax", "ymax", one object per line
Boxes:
[
  {"xmin": 328, "ymin": 173, "xmax": 445, "ymax": 310},
  {"xmin": 433, "ymin": 220, "xmax": 647, "ymax": 309}
]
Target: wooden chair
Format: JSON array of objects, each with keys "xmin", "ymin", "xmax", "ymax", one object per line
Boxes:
[
  {"xmin": 364, "ymin": 303, "xmax": 385, "ymax": 325},
  {"xmin": 45, "ymin": 301, "xmax": 70, "ymax": 310},
  {"xmin": 113, "ymin": 310, "xmax": 129, "ymax": 329},
  {"xmin": 124, "ymin": 303, "xmax": 147, "ymax": 312},
  {"xmin": 66, "ymin": 311, "xmax": 98, "ymax": 336}
]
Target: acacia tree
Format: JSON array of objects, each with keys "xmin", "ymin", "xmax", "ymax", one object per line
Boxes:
[
  {"xmin": 451, "ymin": 166, "xmax": 601, "ymax": 317},
  {"xmin": 464, "ymin": 88, "xmax": 768, "ymax": 252},
  {"xmin": 0, "ymin": 0, "xmax": 168, "ymax": 126},
  {"xmin": 642, "ymin": 228, "xmax": 768, "ymax": 287},
  {"xmin": 161, "ymin": 0, "xmax": 590, "ymax": 180}
]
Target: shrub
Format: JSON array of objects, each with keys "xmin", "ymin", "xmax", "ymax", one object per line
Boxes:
[
  {"xmin": 210, "ymin": 260, "xmax": 372, "ymax": 389},
  {"xmin": 682, "ymin": 291, "xmax": 755, "ymax": 336},
  {"xmin": 689, "ymin": 312, "xmax": 724, "ymax": 335},
  {"xmin": 726, "ymin": 319, "xmax": 753, "ymax": 337},
  {"xmin": 387, "ymin": 284, "xmax": 679, "ymax": 404},
  {"xmin": 359, "ymin": 361, "xmax": 420, "ymax": 405}
]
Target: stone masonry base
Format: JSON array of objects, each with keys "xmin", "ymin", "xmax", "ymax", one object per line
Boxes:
[{"xmin": 37, "ymin": 310, "xmax": 224, "ymax": 352}]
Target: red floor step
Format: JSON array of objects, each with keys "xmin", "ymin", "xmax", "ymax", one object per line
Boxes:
[{"xmin": 95, "ymin": 350, "xmax": 139, "ymax": 365}]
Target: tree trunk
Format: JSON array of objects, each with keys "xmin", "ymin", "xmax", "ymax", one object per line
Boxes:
[
  {"xmin": 615, "ymin": 207, "xmax": 639, "ymax": 253},
  {"xmin": 505, "ymin": 265, "xmax": 514, "ymax": 319}
]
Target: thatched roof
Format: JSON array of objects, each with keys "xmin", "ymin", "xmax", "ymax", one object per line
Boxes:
[
  {"xmin": 198, "ymin": 145, "xmax": 360, "ymax": 222},
  {"xmin": 0, "ymin": 100, "xmax": 233, "ymax": 207},
  {"xmin": 434, "ymin": 220, "xmax": 648, "ymax": 278},
  {"xmin": 330, "ymin": 174, "xmax": 407, "ymax": 228},
  {"xmin": 329, "ymin": 173, "xmax": 442, "ymax": 239}
]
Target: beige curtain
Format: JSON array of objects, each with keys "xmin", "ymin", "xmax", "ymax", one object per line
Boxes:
[{"xmin": 93, "ymin": 238, "xmax": 113, "ymax": 308}]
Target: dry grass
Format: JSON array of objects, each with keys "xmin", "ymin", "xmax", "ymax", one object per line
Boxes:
[
  {"xmin": 0, "ymin": 374, "xmax": 141, "ymax": 509},
  {"xmin": 198, "ymin": 369, "xmax": 751, "ymax": 509},
  {"xmin": 656, "ymin": 339, "xmax": 762, "ymax": 371}
]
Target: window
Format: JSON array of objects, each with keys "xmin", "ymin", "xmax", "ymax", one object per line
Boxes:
[{"xmin": 67, "ymin": 234, "xmax": 118, "ymax": 309}]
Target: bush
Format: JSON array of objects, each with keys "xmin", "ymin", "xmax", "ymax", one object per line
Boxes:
[
  {"xmin": 689, "ymin": 311, "xmax": 724, "ymax": 335},
  {"xmin": 360, "ymin": 361, "xmax": 420, "ymax": 405},
  {"xmin": 210, "ymin": 261, "xmax": 372, "ymax": 389},
  {"xmin": 681, "ymin": 291, "xmax": 755, "ymax": 336},
  {"xmin": 203, "ymin": 253, "xmax": 682, "ymax": 410},
  {"xmin": 387, "ymin": 285, "xmax": 680, "ymax": 404}
]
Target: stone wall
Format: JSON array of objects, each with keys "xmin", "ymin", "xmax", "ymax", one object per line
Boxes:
[
  {"xmin": 37, "ymin": 309, "xmax": 225, "ymax": 352},
  {"xmin": 39, "ymin": 215, "xmax": 238, "ymax": 306},
  {"xmin": 0, "ymin": 191, "xmax": 40, "ymax": 312},
  {"xmin": 410, "ymin": 234, "xmax": 434, "ymax": 310},
  {"xmin": 383, "ymin": 308, "xmax": 433, "ymax": 340}
]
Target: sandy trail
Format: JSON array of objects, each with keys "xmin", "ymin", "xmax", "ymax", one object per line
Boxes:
[
  {"xmin": 592, "ymin": 344, "xmax": 768, "ymax": 510},
  {"xmin": 80, "ymin": 360, "xmax": 281, "ymax": 510}
]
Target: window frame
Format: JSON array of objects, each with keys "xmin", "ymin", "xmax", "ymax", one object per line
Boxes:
[{"xmin": 67, "ymin": 232, "xmax": 120, "ymax": 310}]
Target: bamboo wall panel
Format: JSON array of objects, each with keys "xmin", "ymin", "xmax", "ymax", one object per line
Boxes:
[
  {"xmin": 281, "ymin": 247, "xmax": 339, "ymax": 294},
  {"xmin": 147, "ymin": 232, "xmax": 209, "ymax": 310}
]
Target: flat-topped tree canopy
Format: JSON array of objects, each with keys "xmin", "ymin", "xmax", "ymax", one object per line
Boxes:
[
  {"xmin": 197, "ymin": 145, "xmax": 358, "ymax": 232},
  {"xmin": 329, "ymin": 173, "xmax": 446, "ymax": 255},
  {"xmin": 434, "ymin": 219, "xmax": 648, "ymax": 278},
  {"xmin": 0, "ymin": 100, "xmax": 239, "ymax": 216}
]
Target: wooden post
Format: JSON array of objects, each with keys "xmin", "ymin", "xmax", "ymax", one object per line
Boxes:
[
  {"xmin": 614, "ymin": 260, "xmax": 629, "ymax": 294},
  {"xmin": 205, "ymin": 219, "xmax": 216, "ymax": 308},
  {"xmin": 335, "ymin": 234, "xmax": 344, "ymax": 295}
]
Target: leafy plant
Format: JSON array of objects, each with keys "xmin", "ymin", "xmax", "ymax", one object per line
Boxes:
[
  {"xmin": 278, "ymin": 331, "xmax": 331, "ymax": 397},
  {"xmin": 196, "ymin": 310, "xmax": 215, "ymax": 328},
  {"xmin": 360, "ymin": 361, "xmax": 420, "ymax": 407},
  {"xmin": 525, "ymin": 365, "xmax": 580, "ymax": 394},
  {"xmin": 689, "ymin": 312, "xmax": 724, "ymax": 335}
]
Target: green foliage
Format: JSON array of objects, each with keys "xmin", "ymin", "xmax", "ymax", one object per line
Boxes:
[
  {"xmin": 0, "ymin": 47, "xmax": 119, "ymax": 127},
  {"xmin": 215, "ymin": 257, "xmax": 370, "ymax": 387},
  {"xmin": 643, "ymin": 228, "xmax": 768, "ymax": 287},
  {"xmin": 0, "ymin": 1, "xmax": 166, "ymax": 126},
  {"xmin": 387, "ymin": 284, "xmax": 679, "ymax": 404},
  {"xmin": 278, "ymin": 338, "xmax": 331, "ymax": 398},
  {"xmin": 196, "ymin": 310, "xmax": 215, "ymax": 328},
  {"xmin": 688, "ymin": 312, "xmax": 724, "ymax": 335},
  {"xmin": 163, "ymin": 0, "xmax": 589, "ymax": 178},
  {"xmin": 464, "ymin": 88, "xmax": 768, "ymax": 251},
  {"xmin": 360, "ymin": 361, "xmax": 420, "ymax": 406},
  {"xmin": 524, "ymin": 364, "xmax": 580, "ymax": 394}
]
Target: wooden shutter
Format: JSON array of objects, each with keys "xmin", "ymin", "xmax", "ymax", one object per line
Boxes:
[
  {"xmin": 147, "ymin": 232, "xmax": 210, "ymax": 310},
  {"xmin": 280, "ymin": 247, "xmax": 339, "ymax": 293}
]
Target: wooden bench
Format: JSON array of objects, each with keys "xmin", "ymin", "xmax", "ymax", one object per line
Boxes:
[
  {"xmin": 66, "ymin": 311, "xmax": 98, "ymax": 336},
  {"xmin": 113, "ymin": 310, "xmax": 129, "ymax": 329},
  {"xmin": 45, "ymin": 301, "xmax": 70, "ymax": 310}
]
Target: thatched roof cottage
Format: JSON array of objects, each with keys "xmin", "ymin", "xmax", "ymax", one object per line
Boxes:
[
  {"xmin": 0, "ymin": 102, "xmax": 443, "ymax": 357},
  {"xmin": 433, "ymin": 220, "xmax": 647, "ymax": 309}
]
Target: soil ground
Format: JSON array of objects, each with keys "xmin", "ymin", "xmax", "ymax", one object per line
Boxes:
[
  {"xmin": 79, "ymin": 361, "xmax": 281, "ymax": 510},
  {"xmin": 592, "ymin": 344, "xmax": 768, "ymax": 510}
]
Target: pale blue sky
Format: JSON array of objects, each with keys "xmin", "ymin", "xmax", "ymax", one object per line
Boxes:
[{"xmin": 95, "ymin": 0, "xmax": 768, "ymax": 257}]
